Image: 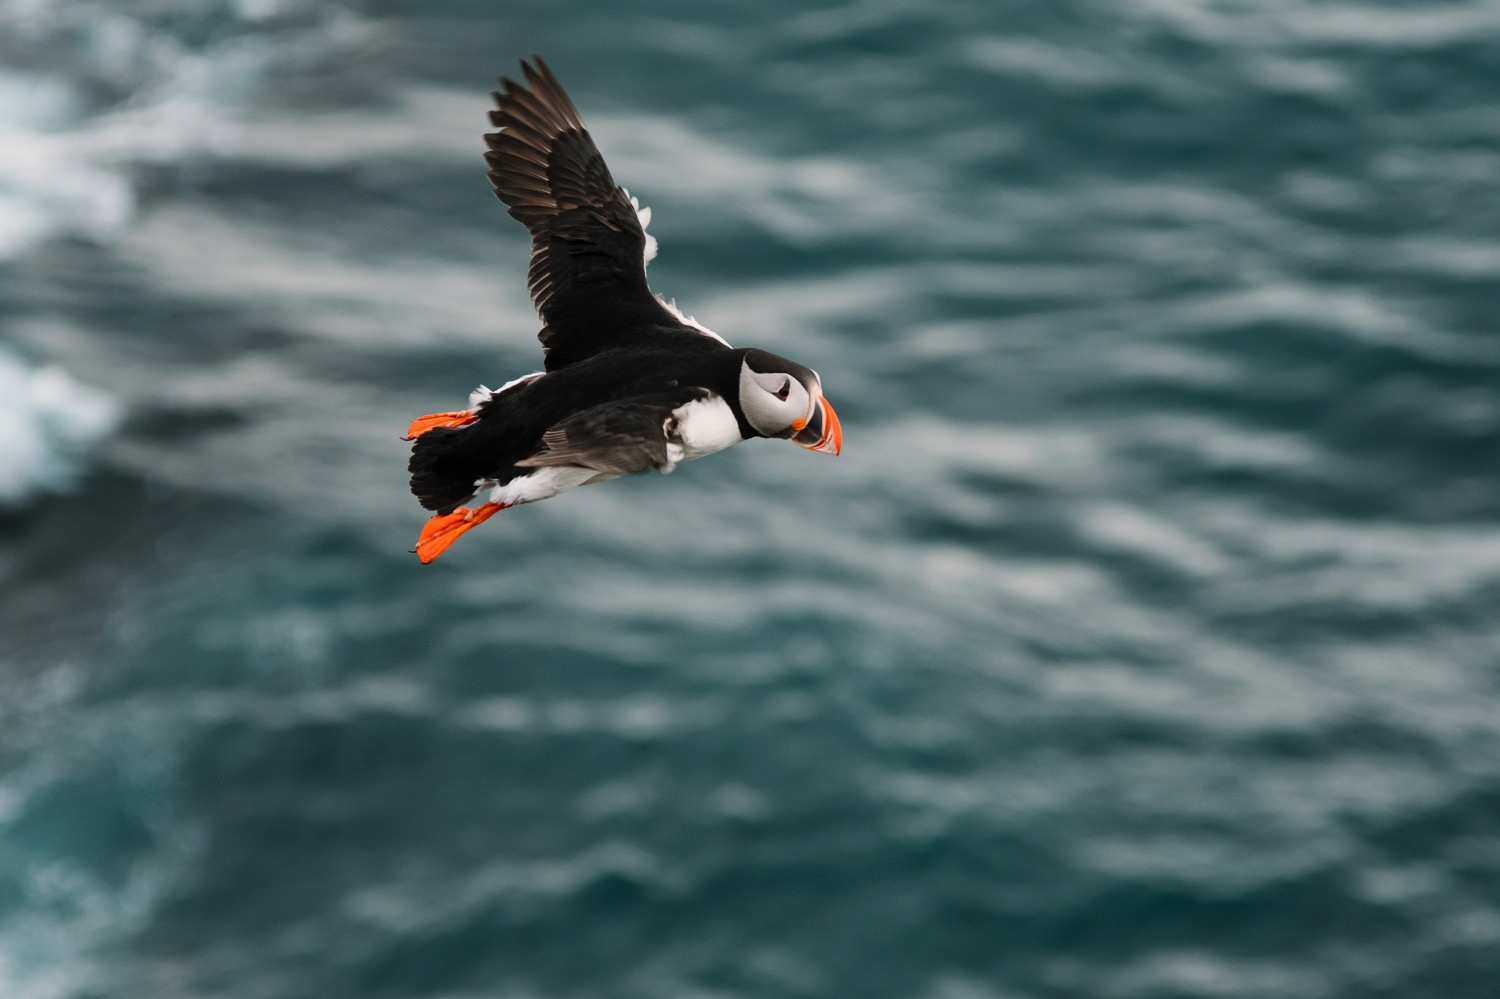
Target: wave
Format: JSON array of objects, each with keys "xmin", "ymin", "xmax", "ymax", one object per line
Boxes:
[
  {"xmin": 0, "ymin": 0, "xmax": 378, "ymax": 259},
  {"xmin": 0, "ymin": 350, "xmax": 119, "ymax": 507}
]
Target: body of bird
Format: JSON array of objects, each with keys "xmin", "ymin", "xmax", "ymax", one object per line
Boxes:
[{"xmin": 405, "ymin": 58, "xmax": 841, "ymax": 562}]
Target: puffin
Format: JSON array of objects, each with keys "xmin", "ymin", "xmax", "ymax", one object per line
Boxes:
[{"xmin": 405, "ymin": 57, "xmax": 842, "ymax": 562}]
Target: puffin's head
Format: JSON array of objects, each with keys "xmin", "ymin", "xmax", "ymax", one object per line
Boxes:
[{"xmin": 736, "ymin": 348, "xmax": 842, "ymax": 455}]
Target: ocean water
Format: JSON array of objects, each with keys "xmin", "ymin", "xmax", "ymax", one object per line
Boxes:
[{"xmin": 3, "ymin": 1, "xmax": 1499, "ymax": 996}]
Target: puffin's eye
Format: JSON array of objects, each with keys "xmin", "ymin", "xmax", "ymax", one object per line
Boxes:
[{"xmin": 776, "ymin": 381, "xmax": 791, "ymax": 401}]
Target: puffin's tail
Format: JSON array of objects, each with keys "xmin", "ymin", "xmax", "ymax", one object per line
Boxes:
[
  {"xmin": 407, "ymin": 423, "xmax": 507, "ymax": 561},
  {"xmin": 408, "ymin": 424, "xmax": 483, "ymax": 514}
]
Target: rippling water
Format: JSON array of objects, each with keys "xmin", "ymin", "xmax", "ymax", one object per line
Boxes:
[{"xmin": 3, "ymin": 1, "xmax": 1500, "ymax": 996}]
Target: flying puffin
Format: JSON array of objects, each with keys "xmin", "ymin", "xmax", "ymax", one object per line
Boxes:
[{"xmin": 405, "ymin": 57, "xmax": 842, "ymax": 562}]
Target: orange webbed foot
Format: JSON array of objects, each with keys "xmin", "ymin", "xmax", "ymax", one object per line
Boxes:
[
  {"xmin": 414, "ymin": 502, "xmax": 506, "ymax": 563},
  {"xmin": 405, "ymin": 410, "xmax": 477, "ymax": 440}
]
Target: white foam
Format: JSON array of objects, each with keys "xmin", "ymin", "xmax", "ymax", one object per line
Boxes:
[
  {"xmin": 0, "ymin": 2, "xmax": 377, "ymax": 260},
  {"xmin": 0, "ymin": 70, "xmax": 133, "ymax": 257},
  {"xmin": 0, "ymin": 350, "xmax": 119, "ymax": 506}
]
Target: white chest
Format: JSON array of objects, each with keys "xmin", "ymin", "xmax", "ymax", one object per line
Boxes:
[{"xmin": 670, "ymin": 395, "xmax": 744, "ymax": 462}]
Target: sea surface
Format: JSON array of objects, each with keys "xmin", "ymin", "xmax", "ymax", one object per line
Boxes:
[{"xmin": 2, "ymin": 1, "xmax": 1499, "ymax": 996}]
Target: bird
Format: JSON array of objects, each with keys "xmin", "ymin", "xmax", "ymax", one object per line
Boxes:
[{"xmin": 405, "ymin": 57, "xmax": 842, "ymax": 563}]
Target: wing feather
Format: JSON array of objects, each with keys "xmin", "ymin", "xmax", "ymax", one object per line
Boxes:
[
  {"xmin": 514, "ymin": 389, "xmax": 710, "ymax": 476},
  {"xmin": 486, "ymin": 57, "xmax": 694, "ymax": 369}
]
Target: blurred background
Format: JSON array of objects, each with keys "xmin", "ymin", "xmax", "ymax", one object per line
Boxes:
[{"xmin": 3, "ymin": 0, "xmax": 1499, "ymax": 996}]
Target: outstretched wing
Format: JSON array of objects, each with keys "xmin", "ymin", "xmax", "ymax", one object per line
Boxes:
[
  {"xmin": 514, "ymin": 389, "xmax": 711, "ymax": 476},
  {"xmin": 486, "ymin": 58, "xmax": 693, "ymax": 370}
]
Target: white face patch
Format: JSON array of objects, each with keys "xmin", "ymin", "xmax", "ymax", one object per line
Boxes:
[{"xmin": 739, "ymin": 360, "xmax": 816, "ymax": 438}]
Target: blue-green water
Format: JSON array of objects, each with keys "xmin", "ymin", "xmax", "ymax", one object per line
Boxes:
[{"xmin": 3, "ymin": 1, "xmax": 1500, "ymax": 996}]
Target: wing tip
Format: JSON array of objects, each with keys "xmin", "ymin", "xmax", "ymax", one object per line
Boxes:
[{"xmin": 486, "ymin": 54, "xmax": 591, "ymax": 203}]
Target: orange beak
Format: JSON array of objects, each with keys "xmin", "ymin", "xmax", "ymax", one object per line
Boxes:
[{"xmin": 792, "ymin": 396, "xmax": 842, "ymax": 455}]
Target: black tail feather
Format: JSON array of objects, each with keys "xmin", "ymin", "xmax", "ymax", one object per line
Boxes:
[{"xmin": 407, "ymin": 426, "xmax": 481, "ymax": 514}]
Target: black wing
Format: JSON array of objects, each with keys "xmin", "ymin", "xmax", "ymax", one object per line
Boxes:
[
  {"xmin": 486, "ymin": 58, "xmax": 683, "ymax": 370},
  {"xmin": 514, "ymin": 389, "xmax": 710, "ymax": 476}
]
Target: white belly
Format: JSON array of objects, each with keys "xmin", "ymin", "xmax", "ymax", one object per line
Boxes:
[{"xmin": 481, "ymin": 465, "xmax": 598, "ymax": 507}]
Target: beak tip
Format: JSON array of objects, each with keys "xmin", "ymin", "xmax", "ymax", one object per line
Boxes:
[{"xmin": 795, "ymin": 396, "xmax": 843, "ymax": 455}]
